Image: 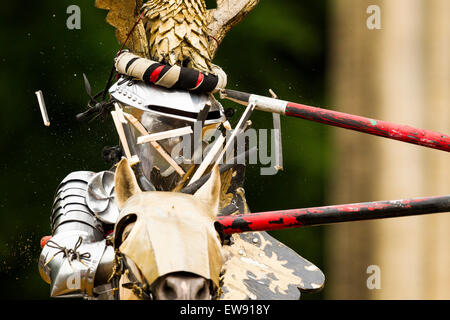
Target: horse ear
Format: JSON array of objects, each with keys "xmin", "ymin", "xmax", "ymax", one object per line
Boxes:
[
  {"xmin": 193, "ymin": 165, "xmax": 221, "ymax": 218},
  {"xmin": 114, "ymin": 158, "xmax": 142, "ymax": 209}
]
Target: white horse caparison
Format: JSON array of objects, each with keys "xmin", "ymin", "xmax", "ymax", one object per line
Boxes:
[{"xmin": 112, "ymin": 158, "xmax": 225, "ymax": 300}]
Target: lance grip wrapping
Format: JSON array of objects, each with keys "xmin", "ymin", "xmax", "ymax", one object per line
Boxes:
[{"xmin": 115, "ymin": 51, "xmax": 227, "ymax": 93}]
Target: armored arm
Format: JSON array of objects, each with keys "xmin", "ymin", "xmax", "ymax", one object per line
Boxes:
[{"xmin": 39, "ymin": 171, "xmax": 116, "ymax": 299}]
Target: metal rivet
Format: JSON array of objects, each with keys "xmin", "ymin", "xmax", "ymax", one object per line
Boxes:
[
  {"xmin": 252, "ymin": 238, "xmax": 258, "ymax": 243},
  {"xmin": 238, "ymin": 249, "xmax": 245, "ymax": 256}
]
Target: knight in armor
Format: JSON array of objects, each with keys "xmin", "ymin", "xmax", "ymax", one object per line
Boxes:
[
  {"xmin": 38, "ymin": 53, "xmax": 232, "ymax": 298},
  {"xmin": 39, "ymin": 0, "xmax": 325, "ymax": 299}
]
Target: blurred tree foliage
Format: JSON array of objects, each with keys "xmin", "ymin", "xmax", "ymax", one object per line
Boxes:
[{"xmin": 0, "ymin": 0, "xmax": 329, "ymax": 299}]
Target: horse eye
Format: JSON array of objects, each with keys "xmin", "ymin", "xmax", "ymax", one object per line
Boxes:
[
  {"xmin": 122, "ymin": 231, "xmax": 130, "ymax": 242},
  {"xmin": 121, "ymin": 222, "xmax": 135, "ymax": 242}
]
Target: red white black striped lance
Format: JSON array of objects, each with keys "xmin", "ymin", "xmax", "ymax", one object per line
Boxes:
[
  {"xmin": 215, "ymin": 195, "xmax": 450, "ymax": 235},
  {"xmin": 220, "ymin": 89, "xmax": 450, "ymax": 153}
]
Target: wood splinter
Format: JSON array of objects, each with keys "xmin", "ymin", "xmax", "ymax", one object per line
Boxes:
[
  {"xmin": 123, "ymin": 112, "xmax": 186, "ymax": 177},
  {"xmin": 269, "ymin": 89, "xmax": 283, "ymax": 171},
  {"xmin": 137, "ymin": 126, "xmax": 193, "ymax": 145},
  {"xmin": 111, "ymin": 108, "xmax": 139, "ymax": 166},
  {"xmin": 35, "ymin": 90, "xmax": 50, "ymax": 127}
]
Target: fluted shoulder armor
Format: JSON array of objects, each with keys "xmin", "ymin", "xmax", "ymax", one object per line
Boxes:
[{"xmin": 39, "ymin": 171, "xmax": 117, "ymax": 299}]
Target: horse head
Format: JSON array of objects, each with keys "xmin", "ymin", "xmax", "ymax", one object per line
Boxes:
[{"xmin": 111, "ymin": 158, "xmax": 225, "ymax": 300}]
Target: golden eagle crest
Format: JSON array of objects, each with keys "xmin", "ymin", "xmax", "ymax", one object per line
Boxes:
[{"xmin": 95, "ymin": 0, "xmax": 259, "ymax": 72}]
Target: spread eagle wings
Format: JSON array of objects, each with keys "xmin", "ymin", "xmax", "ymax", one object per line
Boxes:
[
  {"xmin": 95, "ymin": 0, "xmax": 150, "ymax": 58},
  {"xmin": 95, "ymin": 0, "xmax": 259, "ymax": 72}
]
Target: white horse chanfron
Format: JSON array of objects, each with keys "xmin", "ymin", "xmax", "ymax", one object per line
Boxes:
[{"xmin": 111, "ymin": 158, "xmax": 225, "ymax": 300}]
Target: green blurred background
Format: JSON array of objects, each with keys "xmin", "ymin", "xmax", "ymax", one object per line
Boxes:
[{"xmin": 0, "ymin": 0, "xmax": 331, "ymax": 299}]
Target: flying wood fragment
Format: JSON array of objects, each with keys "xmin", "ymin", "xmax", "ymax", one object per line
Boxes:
[
  {"xmin": 35, "ymin": 90, "xmax": 50, "ymax": 126},
  {"xmin": 137, "ymin": 126, "xmax": 193, "ymax": 145},
  {"xmin": 124, "ymin": 112, "xmax": 186, "ymax": 176}
]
